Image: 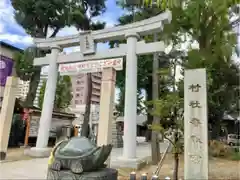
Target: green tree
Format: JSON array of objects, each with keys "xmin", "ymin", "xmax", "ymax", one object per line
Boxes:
[
  {"xmin": 38, "ymin": 75, "xmax": 73, "ymax": 111},
  {"xmin": 13, "ymin": 47, "xmax": 45, "ymax": 107},
  {"xmin": 115, "ymin": 88, "xmax": 145, "ymax": 115},
  {"xmin": 11, "ymin": 0, "xmax": 106, "ymax": 107},
  {"xmin": 147, "ymin": 56, "xmax": 185, "ymax": 179},
  {"xmin": 143, "ymin": 0, "xmax": 240, "ymax": 139}
]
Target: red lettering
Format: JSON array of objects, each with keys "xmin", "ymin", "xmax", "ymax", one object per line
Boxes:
[
  {"xmin": 116, "ymin": 59, "xmax": 121, "ymax": 65},
  {"xmin": 108, "ymin": 60, "xmax": 113, "ymax": 65},
  {"xmin": 103, "ymin": 60, "xmax": 108, "ymax": 66}
]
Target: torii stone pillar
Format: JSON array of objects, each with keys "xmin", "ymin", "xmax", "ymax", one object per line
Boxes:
[
  {"xmin": 123, "ymin": 32, "xmax": 140, "ymax": 159},
  {"xmin": 28, "ymin": 45, "xmax": 61, "ymax": 157},
  {"xmin": 97, "ymin": 67, "xmax": 116, "ymax": 166}
]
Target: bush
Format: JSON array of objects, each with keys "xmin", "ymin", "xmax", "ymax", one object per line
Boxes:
[
  {"xmin": 230, "ymin": 150, "xmax": 240, "ymax": 161},
  {"xmin": 209, "ymin": 140, "xmax": 232, "ymax": 157}
]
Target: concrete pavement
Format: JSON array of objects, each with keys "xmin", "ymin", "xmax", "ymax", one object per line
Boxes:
[{"xmin": 0, "ymin": 142, "xmax": 168, "ymax": 179}]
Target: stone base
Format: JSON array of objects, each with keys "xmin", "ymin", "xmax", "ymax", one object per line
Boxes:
[
  {"xmin": 47, "ymin": 168, "xmax": 118, "ymax": 180},
  {"xmin": 24, "ymin": 147, "xmax": 52, "ymax": 158},
  {"xmin": 111, "ymin": 156, "xmax": 150, "ymax": 170},
  {"xmin": 0, "ymin": 152, "xmax": 6, "ymax": 161},
  {"xmin": 20, "ymin": 145, "xmax": 31, "ymax": 149}
]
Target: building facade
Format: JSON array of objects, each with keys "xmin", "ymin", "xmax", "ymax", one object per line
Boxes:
[
  {"xmin": 34, "ymin": 66, "xmax": 102, "ymax": 108},
  {"xmin": 71, "ymin": 72, "xmax": 102, "ymax": 107},
  {"xmin": 16, "ymin": 80, "xmax": 30, "ymax": 100}
]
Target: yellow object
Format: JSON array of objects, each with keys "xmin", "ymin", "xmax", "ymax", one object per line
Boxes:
[
  {"xmin": 48, "ymin": 151, "xmax": 54, "ymax": 165},
  {"xmin": 47, "ymin": 140, "xmax": 66, "ymax": 166}
]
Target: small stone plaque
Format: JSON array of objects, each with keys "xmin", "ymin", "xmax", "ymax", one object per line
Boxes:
[{"xmin": 79, "ymin": 31, "xmax": 95, "ymax": 55}]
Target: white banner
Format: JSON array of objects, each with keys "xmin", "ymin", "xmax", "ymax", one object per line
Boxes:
[
  {"xmin": 59, "ymin": 58, "xmax": 123, "ymax": 75},
  {"xmin": 41, "ymin": 58, "xmax": 123, "ymax": 76}
]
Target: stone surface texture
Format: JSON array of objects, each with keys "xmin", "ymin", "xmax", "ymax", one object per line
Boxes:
[
  {"xmin": 49, "ymin": 137, "xmax": 112, "ymax": 173},
  {"xmin": 184, "ymin": 68, "xmax": 208, "ymax": 179},
  {"xmin": 111, "ymin": 120, "xmax": 123, "ymax": 148},
  {"xmin": 35, "ymin": 46, "xmax": 61, "ymax": 149},
  {"xmin": 0, "ymin": 77, "xmax": 18, "ymax": 160},
  {"xmin": 47, "ymin": 168, "xmax": 118, "ymax": 180}
]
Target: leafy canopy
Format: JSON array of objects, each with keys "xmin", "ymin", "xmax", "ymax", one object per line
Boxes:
[
  {"xmin": 11, "ymin": 0, "xmax": 106, "ymax": 37},
  {"xmin": 14, "ymin": 47, "xmax": 44, "ymax": 81},
  {"xmin": 11, "ymin": 0, "xmax": 106, "ymax": 106},
  {"xmin": 39, "ymin": 75, "xmax": 73, "ymax": 111},
  {"xmin": 144, "ymin": 0, "xmax": 240, "ymax": 137}
]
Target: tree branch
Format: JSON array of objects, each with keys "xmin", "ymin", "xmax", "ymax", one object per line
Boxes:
[
  {"xmin": 44, "ymin": 24, "xmax": 48, "ymax": 37},
  {"xmin": 163, "ymin": 135, "xmax": 175, "ymax": 147},
  {"xmin": 50, "ymin": 27, "xmax": 60, "ymax": 38}
]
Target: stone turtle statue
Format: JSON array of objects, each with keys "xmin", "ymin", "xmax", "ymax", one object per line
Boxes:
[{"xmin": 48, "ymin": 136, "xmax": 112, "ymax": 174}]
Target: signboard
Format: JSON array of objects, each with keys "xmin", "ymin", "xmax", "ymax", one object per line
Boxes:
[
  {"xmin": 59, "ymin": 58, "xmax": 123, "ymax": 75},
  {"xmin": 79, "ymin": 31, "xmax": 95, "ymax": 55},
  {"xmin": 0, "ymin": 55, "xmax": 14, "ymax": 86},
  {"xmin": 184, "ymin": 68, "xmax": 208, "ymax": 179}
]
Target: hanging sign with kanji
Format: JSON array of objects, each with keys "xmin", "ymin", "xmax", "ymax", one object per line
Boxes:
[{"xmin": 59, "ymin": 58, "xmax": 123, "ymax": 75}]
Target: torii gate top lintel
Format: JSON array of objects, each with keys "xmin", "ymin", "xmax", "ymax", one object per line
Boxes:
[{"xmin": 33, "ymin": 10, "xmax": 172, "ymax": 49}]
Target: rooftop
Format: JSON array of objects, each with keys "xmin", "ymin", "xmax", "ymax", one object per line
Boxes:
[{"xmin": 0, "ymin": 41, "xmax": 23, "ymax": 53}]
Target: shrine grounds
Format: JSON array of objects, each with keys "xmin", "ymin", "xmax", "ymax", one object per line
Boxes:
[
  {"xmin": 117, "ymin": 154, "xmax": 240, "ymax": 180},
  {"xmin": 0, "ymin": 143, "xmax": 239, "ymax": 180}
]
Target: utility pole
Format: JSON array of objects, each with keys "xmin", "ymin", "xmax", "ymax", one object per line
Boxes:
[{"xmin": 151, "ymin": 33, "xmax": 161, "ymax": 164}]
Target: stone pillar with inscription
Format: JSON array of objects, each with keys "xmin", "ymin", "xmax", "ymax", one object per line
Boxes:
[
  {"xmin": 184, "ymin": 68, "xmax": 208, "ymax": 179},
  {"xmin": 0, "ymin": 76, "xmax": 18, "ymax": 160}
]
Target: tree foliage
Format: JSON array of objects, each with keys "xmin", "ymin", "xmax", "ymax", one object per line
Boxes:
[
  {"xmin": 11, "ymin": 0, "xmax": 106, "ymax": 107},
  {"xmin": 148, "ymin": 58, "xmax": 184, "ymax": 180},
  {"xmin": 140, "ymin": 0, "xmax": 240, "ymax": 176},
  {"xmin": 143, "ymin": 0, "xmax": 240, "ymax": 138},
  {"xmin": 14, "ymin": 47, "xmax": 41, "ymax": 81},
  {"xmin": 38, "ymin": 75, "xmax": 73, "ymax": 111},
  {"xmin": 13, "ymin": 47, "xmax": 45, "ymax": 106},
  {"xmin": 11, "ymin": 0, "xmax": 106, "ymax": 37},
  {"xmin": 115, "ymin": 88, "xmax": 145, "ymax": 115}
]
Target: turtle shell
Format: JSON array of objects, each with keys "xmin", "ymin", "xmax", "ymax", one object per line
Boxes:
[
  {"xmin": 55, "ymin": 137, "xmax": 98, "ymax": 158},
  {"xmin": 50, "ymin": 137, "xmax": 113, "ymax": 173}
]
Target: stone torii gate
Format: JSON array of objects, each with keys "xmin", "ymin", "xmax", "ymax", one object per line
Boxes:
[{"xmin": 31, "ymin": 10, "xmax": 171, "ymax": 166}]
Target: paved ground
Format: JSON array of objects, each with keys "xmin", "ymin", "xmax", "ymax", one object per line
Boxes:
[{"xmin": 0, "ymin": 142, "xmax": 168, "ymax": 179}]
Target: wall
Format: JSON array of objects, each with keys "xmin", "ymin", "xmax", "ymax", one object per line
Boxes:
[
  {"xmin": 29, "ymin": 115, "xmax": 75, "ymax": 137},
  {"xmin": 16, "ymin": 80, "xmax": 30, "ymax": 100},
  {"xmin": 71, "ymin": 72, "xmax": 102, "ymax": 107}
]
